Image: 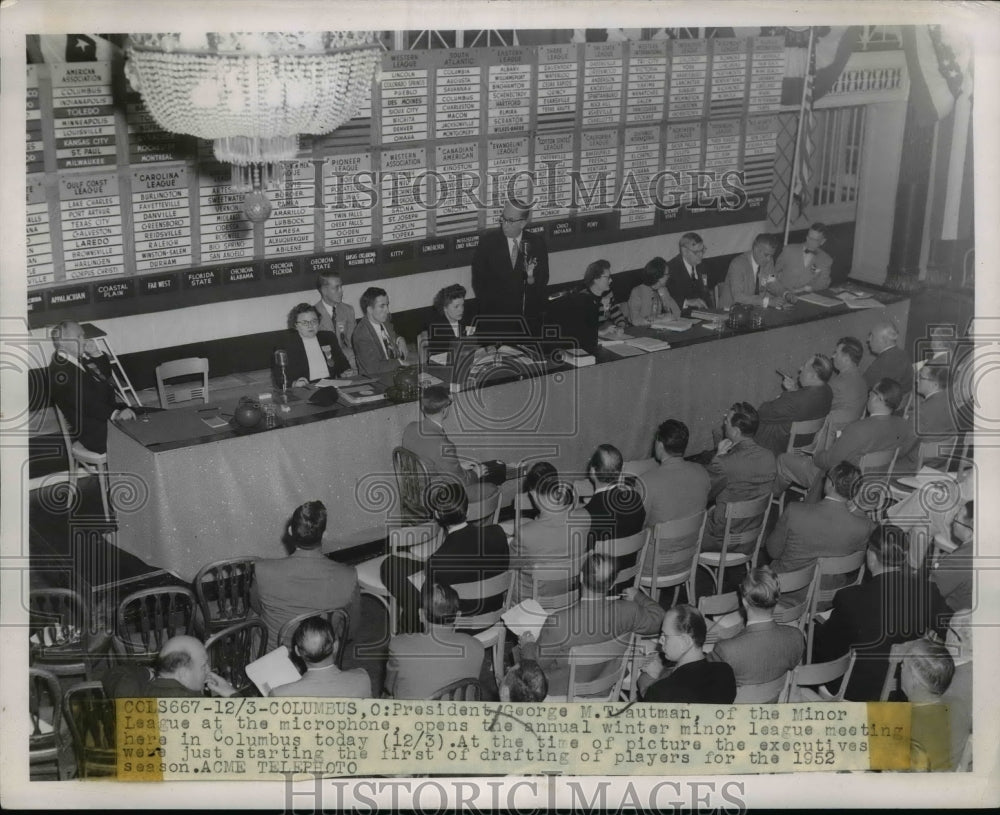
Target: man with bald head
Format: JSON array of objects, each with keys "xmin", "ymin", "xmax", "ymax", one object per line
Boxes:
[
  {"xmin": 471, "ymin": 197, "xmax": 550, "ymax": 336},
  {"xmin": 49, "ymin": 320, "xmax": 136, "ymax": 454},
  {"xmin": 865, "ymin": 320, "xmax": 911, "ymax": 395},
  {"xmin": 270, "ymin": 616, "xmax": 370, "ymax": 697},
  {"xmin": 103, "ymin": 635, "xmax": 237, "ymax": 698}
]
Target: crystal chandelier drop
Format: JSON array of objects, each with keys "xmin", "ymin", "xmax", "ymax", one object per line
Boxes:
[{"xmin": 125, "ymin": 32, "xmax": 381, "ymax": 222}]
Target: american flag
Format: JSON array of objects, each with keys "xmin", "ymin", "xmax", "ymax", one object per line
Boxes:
[{"xmin": 790, "ymin": 29, "xmax": 816, "ymax": 219}]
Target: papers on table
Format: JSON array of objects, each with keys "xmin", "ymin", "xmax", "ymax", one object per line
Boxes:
[
  {"xmin": 897, "ymin": 466, "xmax": 953, "ymax": 490},
  {"xmin": 561, "ymin": 349, "xmax": 595, "ymax": 366},
  {"xmin": 841, "ymin": 296, "xmax": 884, "ymax": 310},
  {"xmin": 200, "ymin": 414, "xmax": 230, "ymax": 429},
  {"xmin": 689, "ymin": 308, "xmax": 728, "ymax": 321},
  {"xmin": 245, "ymin": 646, "xmax": 302, "ymax": 696},
  {"xmin": 604, "ymin": 343, "xmax": 647, "ymax": 358},
  {"xmin": 796, "ymin": 292, "xmax": 842, "ymax": 308},
  {"xmin": 622, "ymin": 336, "xmax": 671, "ymax": 352},
  {"xmin": 502, "ymin": 599, "xmax": 549, "ymax": 639},
  {"xmin": 649, "ymin": 316, "xmax": 699, "ymax": 332},
  {"xmin": 339, "ymin": 383, "xmax": 384, "ymax": 405}
]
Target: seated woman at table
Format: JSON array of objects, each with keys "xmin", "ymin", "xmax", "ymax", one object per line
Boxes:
[
  {"xmin": 278, "ymin": 303, "xmax": 354, "ymax": 387},
  {"xmin": 627, "ymin": 256, "xmax": 682, "ymax": 326},
  {"xmin": 548, "ymin": 260, "xmax": 628, "ymax": 355},
  {"xmin": 422, "ymin": 284, "xmax": 487, "ymax": 364}
]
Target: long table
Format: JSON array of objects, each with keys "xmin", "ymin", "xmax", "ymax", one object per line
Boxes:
[{"xmin": 109, "ymin": 294, "xmax": 908, "ymax": 579}]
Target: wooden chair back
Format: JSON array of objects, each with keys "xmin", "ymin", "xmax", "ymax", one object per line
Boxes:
[
  {"xmin": 115, "ymin": 586, "xmax": 198, "ymax": 660},
  {"xmin": 62, "ymin": 681, "xmax": 116, "ymax": 778},
  {"xmin": 193, "ymin": 557, "xmax": 257, "ymax": 633},
  {"xmin": 205, "ymin": 619, "xmax": 269, "ymax": 694}
]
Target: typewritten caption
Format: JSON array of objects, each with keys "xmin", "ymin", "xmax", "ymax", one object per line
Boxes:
[{"xmin": 116, "ymin": 699, "xmax": 911, "ymax": 780}]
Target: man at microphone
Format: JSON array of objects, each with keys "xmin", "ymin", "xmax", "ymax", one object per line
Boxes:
[{"xmin": 471, "ymin": 198, "xmax": 549, "ymax": 337}]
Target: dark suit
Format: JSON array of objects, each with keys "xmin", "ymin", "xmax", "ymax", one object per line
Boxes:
[
  {"xmin": 642, "ymin": 659, "xmax": 736, "ymax": 703},
  {"xmin": 400, "ymin": 417, "xmax": 495, "ymax": 503},
  {"xmin": 276, "ymin": 330, "xmax": 351, "ymax": 383},
  {"xmin": 49, "ymin": 352, "xmax": 126, "ymax": 454},
  {"xmin": 585, "ymin": 485, "xmax": 646, "ymax": 547},
  {"xmin": 547, "ymin": 288, "xmax": 602, "ymax": 355},
  {"xmin": 471, "ymin": 229, "xmax": 549, "ymax": 334},
  {"xmin": 385, "ymin": 628, "xmax": 486, "ymax": 700},
  {"xmin": 708, "ymin": 619, "xmax": 804, "ymax": 686},
  {"xmin": 665, "ymin": 253, "xmax": 711, "ymax": 311},
  {"xmin": 813, "ymin": 569, "xmax": 943, "ymax": 701},
  {"xmin": 703, "ymin": 438, "xmax": 776, "ymax": 551},
  {"xmin": 864, "ymin": 346, "xmax": 911, "ymax": 393},
  {"xmin": 424, "ymin": 316, "xmax": 478, "ymax": 363},
  {"xmin": 755, "ymin": 383, "xmax": 833, "ymax": 456},
  {"xmin": 352, "ymin": 317, "xmax": 403, "ymax": 378},
  {"xmin": 249, "ymin": 548, "xmax": 362, "ymax": 650}
]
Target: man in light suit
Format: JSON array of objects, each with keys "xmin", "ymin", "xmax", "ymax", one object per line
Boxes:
[
  {"xmin": 384, "ymin": 581, "xmax": 490, "ymax": 700},
  {"xmin": 708, "ymin": 567, "xmax": 804, "ymax": 687},
  {"xmin": 638, "ymin": 419, "xmax": 711, "ymax": 527},
  {"xmin": 717, "ymin": 233, "xmax": 781, "ymax": 309},
  {"xmin": 765, "ymin": 462, "xmax": 874, "ymax": 602},
  {"xmin": 774, "ymin": 222, "xmax": 833, "ymax": 294},
  {"xmin": 665, "ymin": 232, "xmax": 712, "ymax": 313},
  {"xmin": 471, "ymin": 198, "xmax": 549, "ymax": 336},
  {"xmin": 250, "ymin": 501, "xmax": 362, "ymax": 650},
  {"xmin": 313, "ymin": 270, "xmax": 357, "ymax": 369},
  {"xmin": 270, "ymin": 615, "xmax": 371, "ymax": 698},
  {"xmin": 352, "ymin": 286, "xmax": 411, "ymax": 378},
  {"xmin": 48, "ymin": 320, "xmax": 136, "ymax": 454},
  {"xmin": 401, "ymin": 385, "xmax": 497, "ymax": 503}
]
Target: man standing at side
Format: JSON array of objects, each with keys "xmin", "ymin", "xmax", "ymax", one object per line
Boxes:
[
  {"xmin": 774, "ymin": 222, "xmax": 833, "ymax": 294},
  {"xmin": 49, "ymin": 320, "xmax": 136, "ymax": 454},
  {"xmin": 717, "ymin": 233, "xmax": 781, "ymax": 309},
  {"xmin": 313, "ymin": 270, "xmax": 357, "ymax": 370},
  {"xmin": 754, "ymin": 354, "xmax": 834, "ymax": 456},
  {"xmin": 471, "ymin": 198, "xmax": 549, "ymax": 336},
  {"xmin": 665, "ymin": 232, "xmax": 712, "ymax": 313}
]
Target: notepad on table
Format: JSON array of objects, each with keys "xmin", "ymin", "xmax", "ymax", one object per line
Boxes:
[
  {"xmin": 201, "ymin": 414, "xmax": 230, "ymax": 429},
  {"xmin": 650, "ymin": 316, "xmax": 699, "ymax": 332},
  {"xmin": 796, "ymin": 292, "xmax": 842, "ymax": 308},
  {"xmin": 605, "ymin": 343, "xmax": 647, "ymax": 358},
  {"xmin": 339, "ymin": 384, "xmax": 384, "ymax": 405},
  {"xmin": 842, "ymin": 296, "xmax": 884, "ymax": 310},
  {"xmin": 561, "ymin": 349, "xmax": 595, "ymax": 366},
  {"xmin": 502, "ymin": 600, "xmax": 550, "ymax": 639},
  {"xmin": 624, "ymin": 336, "xmax": 671, "ymax": 352},
  {"xmin": 245, "ymin": 646, "xmax": 302, "ymax": 696}
]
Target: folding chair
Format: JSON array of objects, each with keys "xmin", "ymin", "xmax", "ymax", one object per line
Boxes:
[
  {"xmin": 805, "ymin": 549, "xmax": 867, "ymax": 663},
  {"xmin": 639, "ymin": 511, "xmax": 706, "ymax": 606},
  {"xmin": 787, "ymin": 650, "xmax": 857, "ymax": 702},
  {"xmin": 698, "ymin": 493, "xmax": 771, "ymax": 594},
  {"xmin": 155, "ymin": 357, "xmax": 209, "ymax": 409}
]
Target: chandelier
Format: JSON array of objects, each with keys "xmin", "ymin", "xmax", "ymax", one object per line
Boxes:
[{"xmin": 125, "ymin": 32, "xmax": 381, "ymax": 222}]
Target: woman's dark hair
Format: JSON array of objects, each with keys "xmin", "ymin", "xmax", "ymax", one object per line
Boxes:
[
  {"xmin": 288, "ymin": 303, "xmax": 320, "ymax": 331},
  {"xmin": 433, "ymin": 284, "xmax": 467, "ymax": 314}
]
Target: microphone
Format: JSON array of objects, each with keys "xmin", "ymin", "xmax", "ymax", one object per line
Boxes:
[{"xmin": 274, "ymin": 349, "xmax": 289, "ymax": 396}]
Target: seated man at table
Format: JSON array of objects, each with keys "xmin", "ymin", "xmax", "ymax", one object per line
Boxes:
[
  {"xmin": 380, "ymin": 481, "xmax": 510, "ymax": 635},
  {"xmin": 49, "ymin": 320, "xmax": 137, "ymax": 455},
  {"xmin": 773, "ymin": 222, "xmax": 833, "ymax": 295},
  {"xmin": 754, "ymin": 354, "xmax": 833, "ymax": 456},
  {"xmin": 384, "ymin": 581, "xmax": 490, "ymax": 700},
  {"xmin": 402, "ymin": 385, "xmax": 500, "ymax": 503},
  {"xmin": 707, "ymin": 567, "xmax": 804, "ymax": 687},
  {"xmin": 250, "ymin": 500, "xmax": 362, "ymax": 650},
  {"xmin": 352, "ymin": 286, "xmax": 411, "ymax": 378},
  {"xmin": 775, "ymin": 378, "xmax": 918, "ymax": 498},
  {"xmin": 638, "ymin": 605, "xmax": 736, "ymax": 703},
  {"xmin": 702, "ymin": 402, "xmax": 776, "ymax": 552},
  {"xmin": 518, "ymin": 553, "xmax": 664, "ymax": 697},
  {"xmin": 103, "ymin": 635, "xmax": 236, "ymax": 699},
  {"xmin": 509, "ymin": 475, "xmax": 588, "ymax": 605},
  {"xmin": 313, "ymin": 269, "xmax": 357, "ymax": 369},
  {"xmin": 638, "ymin": 419, "xmax": 711, "ymax": 527},
  {"xmin": 717, "ymin": 233, "xmax": 781, "ymax": 309},
  {"xmin": 270, "ymin": 615, "xmax": 370, "ymax": 698},
  {"xmin": 665, "ymin": 232, "xmax": 711, "ymax": 312}
]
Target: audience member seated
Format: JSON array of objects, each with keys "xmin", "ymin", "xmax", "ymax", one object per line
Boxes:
[
  {"xmin": 384, "ymin": 582, "xmax": 490, "ymax": 700},
  {"xmin": 914, "ymin": 363, "xmax": 959, "ymax": 466},
  {"xmin": 518, "ymin": 553, "xmax": 664, "ymax": 697},
  {"xmin": 702, "ymin": 402, "xmax": 776, "ymax": 552},
  {"xmin": 823, "ymin": 336, "xmax": 870, "ymax": 445},
  {"xmin": 270, "ymin": 615, "xmax": 370, "ymax": 698},
  {"xmin": 638, "ymin": 605, "xmax": 737, "ymax": 703},
  {"xmin": 48, "ymin": 319, "xmax": 137, "ymax": 454},
  {"xmin": 424, "ymin": 283, "xmax": 485, "ymax": 365},
  {"xmin": 707, "ymin": 567, "xmax": 804, "ymax": 686},
  {"xmin": 638, "ymin": 419, "xmax": 710, "ymax": 527},
  {"xmin": 626, "ymin": 257, "xmax": 682, "ymax": 325},
  {"xmin": 352, "ymin": 286, "xmax": 411, "ymax": 377},
  {"xmin": 812, "ymin": 526, "xmax": 944, "ymax": 701},
  {"xmin": 250, "ymin": 500, "xmax": 362, "ymax": 649},
  {"xmin": 103, "ymin": 635, "xmax": 236, "ymax": 699},
  {"xmin": 402, "ymin": 385, "xmax": 499, "ymax": 503},
  {"xmin": 520, "ymin": 461, "xmax": 559, "ymax": 522},
  {"xmin": 584, "ymin": 445, "xmax": 646, "ymax": 568},
  {"xmin": 717, "ymin": 233, "xmax": 781, "ymax": 309},
  {"xmin": 898, "ymin": 637, "xmax": 972, "ymax": 772},
  {"xmin": 279, "ymin": 303, "xmax": 353, "ymax": 387},
  {"xmin": 765, "ymin": 462, "xmax": 873, "ymax": 601},
  {"xmin": 929, "ymin": 501, "xmax": 974, "ymax": 613},
  {"xmin": 775, "ymin": 378, "xmax": 918, "ymax": 497},
  {"xmin": 665, "ymin": 232, "xmax": 711, "ymax": 312},
  {"xmin": 381, "ymin": 481, "xmax": 509, "ymax": 635},
  {"xmin": 499, "ymin": 660, "xmax": 549, "ymax": 703},
  {"xmin": 312, "ymin": 269, "xmax": 357, "ymax": 369},
  {"xmin": 755, "ymin": 354, "xmax": 834, "ymax": 456},
  {"xmin": 864, "ymin": 320, "xmax": 911, "ymax": 396},
  {"xmin": 549, "ymin": 260, "xmax": 628, "ymax": 355},
  {"xmin": 509, "ymin": 475, "xmax": 587, "ymax": 605},
  {"xmin": 773, "ymin": 222, "xmax": 833, "ymax": 295}
]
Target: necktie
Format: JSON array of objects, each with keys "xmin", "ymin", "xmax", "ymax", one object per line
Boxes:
[
  {"xmin": 510, "ymin": 238, "xmax": 519, "ymax": 267},
  {"xmin": 754, "ymin": 268, "xmax": 760, "ymax": 296},
  {"xmin": 380, "ymin": 327, "xmax": 395, "ymax": 360}
]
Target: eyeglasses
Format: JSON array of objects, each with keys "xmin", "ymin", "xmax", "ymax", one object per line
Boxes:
[
  {"xmin": 500, "ymin": 215, "xmax": 527, "ymax": 224},
  {"xmin": 296, "ymin": 319, "xmax": 319, "ymax": 328}
]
